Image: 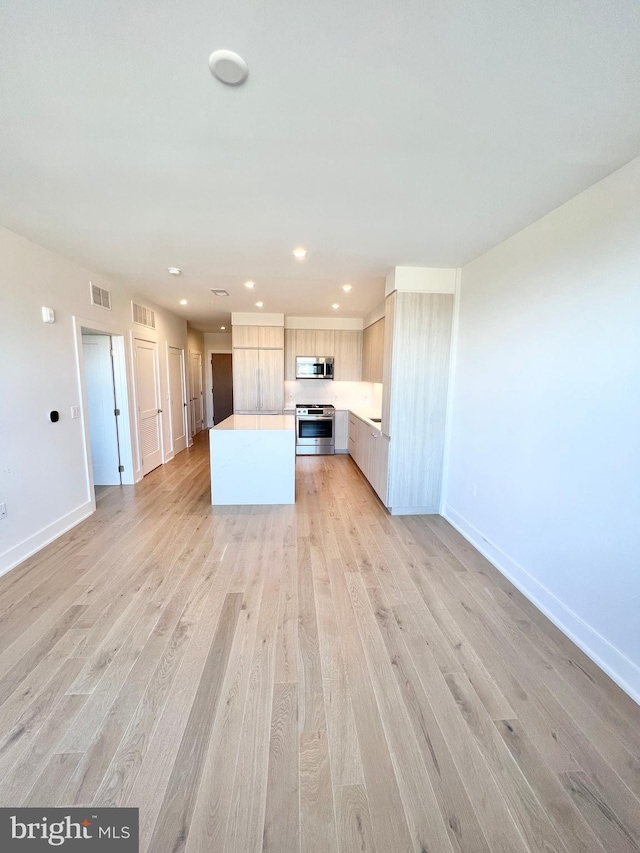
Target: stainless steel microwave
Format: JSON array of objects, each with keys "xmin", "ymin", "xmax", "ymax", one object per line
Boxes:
[{"xmin": 295, "ymin": 356, "xmax": 334, "ymax": 380}]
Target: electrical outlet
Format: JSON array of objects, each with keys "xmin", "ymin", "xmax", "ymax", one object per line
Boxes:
[{"xmin": 0, "ymin": 502, "xmax": 7, "ymax": 519}]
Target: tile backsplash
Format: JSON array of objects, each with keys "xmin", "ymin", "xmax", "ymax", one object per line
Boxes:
[{"xmin": 284, "ymin": 380, "xmax": 379, "ymax": 410}]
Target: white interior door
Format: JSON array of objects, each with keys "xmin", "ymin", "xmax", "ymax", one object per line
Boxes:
[
  {"xmin": 135, "ymin": 338, "xmax": 163, "ymax": 475},
  {"xmin": 168, "ymin": 346, "xmax": 187, "ymax": 454},
  {"xmin": 189, "ymin": 351, "xmax": 203, "ymax": 436},
  {"xmin": 82, "ymin": 334, "xmax": 121, "ymax": 486}
]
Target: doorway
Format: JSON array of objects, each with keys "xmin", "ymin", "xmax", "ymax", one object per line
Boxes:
[
  {"xmin": 134, "ymin": 337, "xmax": 163, "ymax": 476},
  {"xmin": 168, "ymin": 345, "xmax": 188, "ymax": 455},
  {"xmin": 75, "ymin": 316, "xmax": 134, "ymax": 501},
  {"xmin": 189, "ymin": 350, "xmax": 203, "ymax": 437},
  {"xmin": 82, "ymin": 333, "xmax": 122, "ymax": 486},
  {"xmin": 211, "ymin": 353, "xmax": 234, "ymax": 425}
]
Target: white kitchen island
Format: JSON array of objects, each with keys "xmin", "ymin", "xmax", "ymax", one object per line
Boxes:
[{"xmin": 209, "ymin": 414, "xmax": 296, "ymax": 505}]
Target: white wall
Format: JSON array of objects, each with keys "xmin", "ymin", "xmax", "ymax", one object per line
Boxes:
[
  {"xmin": 204, "ymin": 332, "xmax": 232, "ymax": 353},
  {"xmin": 444, "ymin": 157, "xmax": 640, "ymax": 701},
  {"xmin": 0, "ymin": 226, "xmax": 187, "ymax": 575}
]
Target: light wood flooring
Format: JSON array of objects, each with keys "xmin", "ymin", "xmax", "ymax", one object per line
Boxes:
[{"xmin": 1, "ymin": 433, "xmax": 639, "ymax": 853}]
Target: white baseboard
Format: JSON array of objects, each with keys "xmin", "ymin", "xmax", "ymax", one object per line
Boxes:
[
  {"xmin": 0, "ymin": 501, "xmax": 95, "ymax": 578},
  {"xmin": 443, "ymin": 505, "xmax": 640, "ymax": 705}
]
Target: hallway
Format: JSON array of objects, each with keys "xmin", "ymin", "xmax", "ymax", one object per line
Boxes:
[{"xmin": 0, "ymin": 435, "xmax": 638, "ymax": 853}]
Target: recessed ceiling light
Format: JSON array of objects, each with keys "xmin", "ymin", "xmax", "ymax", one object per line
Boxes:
[
  {"xmin": 332, "ymin": 303, "xmax": 340, "ymax": 310},
  {"xmin": 168, "ymin": 267, "xmax": 182, "ymax": 276},
  {"xmin": 244, "ymin": 280, "xmax": 255, "ymax": 288},
  {"xmin": 208, "ymin": 50, "xmax": 249, "ymax": 86},
  {"xmin": 220, "ymin": 326, "xmax": 226, "ymax": 330},
  {"xmin": 255, "ymin": 301, "xmax": 264, "ymax": 308},
  {"xmin": 293, "ymin": 247, "xmax": 307, "ymax": 260},
  {"xmin": 179, "ymin": 299, "xmax": 188, "ymax": 305},
  {"xmin": 342, "ymin": 283, "xmax": 352, "ymax": 292}
]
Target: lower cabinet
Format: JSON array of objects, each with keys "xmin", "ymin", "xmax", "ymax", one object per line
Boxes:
[
  {"xmin": 348, "ymin": 412, "xmax": 388, "ymax": 503},
  {"xmin": 334, "ymin": 410, "xmax": 348, "ymax": 452}
]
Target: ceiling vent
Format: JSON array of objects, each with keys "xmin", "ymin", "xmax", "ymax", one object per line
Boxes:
[
  {"xmin": 132, "ymin": 301, "xmax": 156, "ymax": 329},
  {"xmin": 90, "ymin": 283, "xmax": 111, "ymax": 310},
  {"xmin": 211, "ymin": 289, "xmax": 230, "ymax": 297}
]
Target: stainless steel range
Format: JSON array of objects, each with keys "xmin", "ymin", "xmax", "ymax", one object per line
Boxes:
[{"xmin": 295, "ymin": 404, "xmax": 335, "ymax": 455}]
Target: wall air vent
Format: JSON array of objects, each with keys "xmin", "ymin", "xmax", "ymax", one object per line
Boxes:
[
  {"xmin": 211, "ymin": 289, "xmax": 230, "ymax": 297},
  {"xmin": 90, "ymin": 283, "xmax": 112, "ymax": 310},
  {"xmin": 132, "ymin": 301, "xmax": 156, "ymax": 329}
]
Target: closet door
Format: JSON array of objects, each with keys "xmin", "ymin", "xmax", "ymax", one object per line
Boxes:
[
  {"xmin": 134, "ymin": 338, "xmax": 162, "ymax": 475},
  {"xmin": 168, "ymin": 346, "xmax": 187, "ymax": 453}
]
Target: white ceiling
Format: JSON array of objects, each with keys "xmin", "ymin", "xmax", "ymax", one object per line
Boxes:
[{"xmin": 1, "ymin": 1, "xmax": 639, "ymax": 331}]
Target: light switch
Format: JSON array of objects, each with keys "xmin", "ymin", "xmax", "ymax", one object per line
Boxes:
[
  {"xmin": 41, "ymin": 306, "xmax": 55, "ymax": 323},
  {"xmin": 71, "ymin": 406, "xmax": 80, "ymax": 419}
]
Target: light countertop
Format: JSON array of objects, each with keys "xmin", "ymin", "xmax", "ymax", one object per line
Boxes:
[
  {"xmin": 212, "ymin": 414, "xmax": 295, "ymax": 431},
  {"xmin": 349, "ymin": 408, "xmax": 383, "ymax": 429}
]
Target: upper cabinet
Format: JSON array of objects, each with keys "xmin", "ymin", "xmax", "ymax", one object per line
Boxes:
[
  {"xmin": 362, "ymin": 318, "xmax": 384, "ymax": 383},
  {"xmin": 315, "ymin": 329, "xmax": 335, "ymax": 356},
  {"xmin": 295, "ymin": 329, "xmax": 316, "ymax": 357},
  {"xmin": 333, "ymin": 330, "xmax": 362, "ymax": 381},
  {"xmin": 284, "ymin": 329, "xmax": 362, "ymax": 381},
  {"xmin": 232, "ymin": 325, "xmax": 284, "ymax": 349}
]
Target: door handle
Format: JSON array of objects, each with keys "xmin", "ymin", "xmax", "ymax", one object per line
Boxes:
[{"xmin": 158, "ymin": 409, "xmax": 163, "ymax": 414}]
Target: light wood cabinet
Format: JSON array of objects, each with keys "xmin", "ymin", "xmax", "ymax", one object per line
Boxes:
[
  {"xmin": 295, "ymin": 330, "xmax": 316, "ymax": 357},
  {"xmin": 349, "ymin": 291, "xmax": 453, "ymax": 514},
  {"xmin": 382, "ymin": 291, "xmax": 453, "ymax": 513},
  {"xmin": 348, "ymin": 413, "xmax": 358, "ymax": 460},
  {"xmin": 284, "ymin": 329, "xmax": 297, "ymax": 381},
  {"xmin": 315, "ymin": 329, "xmax": 335, "ymax": 356},
  {"xmin": 347, "ymin": 412, "xmax": 388, "ymax": 503},
  {"xmin": 259, "ymin": 326, "xmax": 284, "ymax": 349},
  {"xmin": 362, "ymin": 319, "xmax": 384, "ymax": 383},
  {"xmin": 334, "ymin": 410, "xmax": 348, "ymax": 452},
  {"xmin": 233, "ymin": 348, "xmax": 283, "ymax": 413},
  {"xmin": 232, "ymin": 325, "xmax": 284, "ymax": 349},
  {"xmin": 232, "ymin": 325, "xmax": 260, "ymax": 349},
  {"xmin": 284, "ymin": 328, "xmax": 362, "ymax": 381},
  {"xmin": 369, "ymin": 432, "xmax": 389, "ymax": 502},
  {"xmin": 334, "ymin": 330, "xmax": 362, "ymax": 381},
  {"xmin": 233, "ymin": 325, "xmax": 284, "ymax": 413},
  {"xmin": 258, "ymin": 349, "xmax": 284, "ymax": 411},
  {"xmin": 232, "ymin": 348, "xmax": 260, "ymax": 411}
]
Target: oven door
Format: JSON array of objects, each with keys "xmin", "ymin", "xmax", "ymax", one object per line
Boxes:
[{"xmin": 296, "ymin": 416, "xmax": 334, "ymax": 446}]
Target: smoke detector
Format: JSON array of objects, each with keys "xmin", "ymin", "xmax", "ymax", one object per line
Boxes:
[{"xmin": 209, "ymin": 50, "xmax": 249, "ymax": 86}]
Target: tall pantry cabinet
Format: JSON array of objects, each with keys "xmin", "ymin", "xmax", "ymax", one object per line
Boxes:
[
  {"xmin": 232, "ymin": 325, "xmax": 284, "ymax": 413},
  {"xmin": 381, "ymin": 290, "xmax": 454, "ymax": 513}
]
